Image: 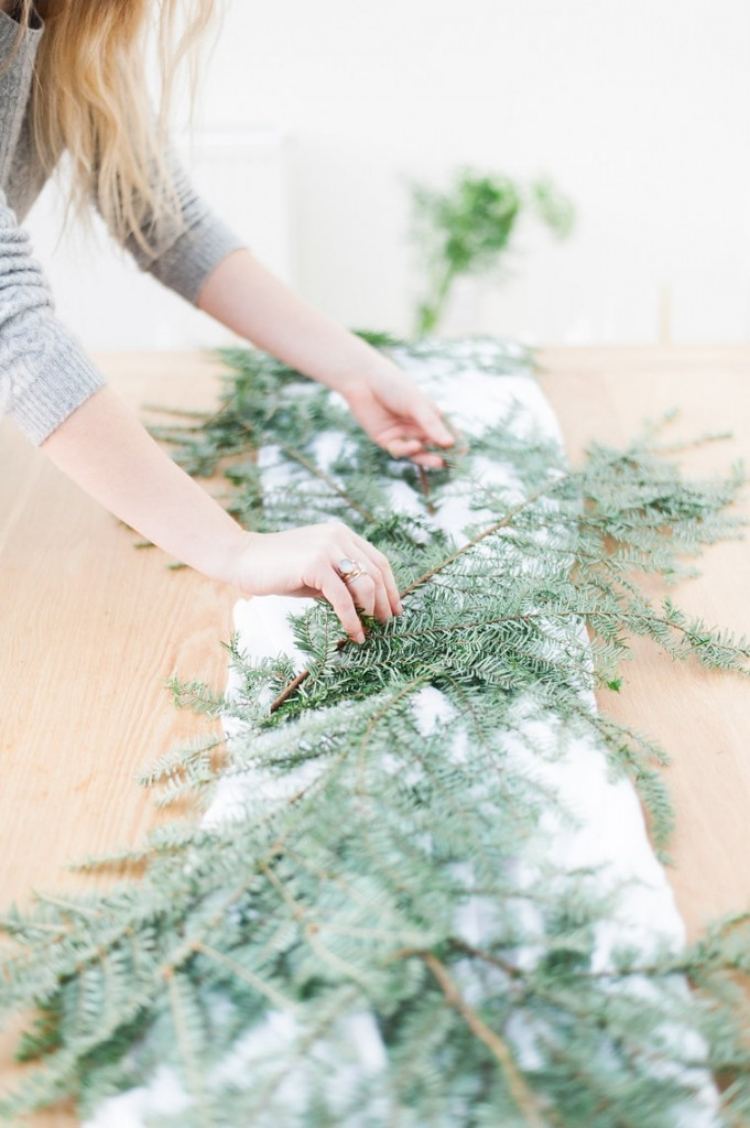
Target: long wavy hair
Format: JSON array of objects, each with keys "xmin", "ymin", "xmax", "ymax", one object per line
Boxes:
[{"xmin": 5, "ymin": 0, "xmax": 218, "ymax": 253}]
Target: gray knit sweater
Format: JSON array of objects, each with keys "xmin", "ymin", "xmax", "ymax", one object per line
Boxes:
[{"xmin": 0, "ymin": 6, "xmax": 246, "ymax": 444}]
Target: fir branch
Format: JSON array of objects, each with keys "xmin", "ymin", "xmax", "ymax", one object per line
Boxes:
[
  {"xmin": 412, "ymin": 949, "xmax": 548, "ymax": 1128},
  {"xmin": 270, "ymin": 474, "xmax": 566, "ymax": 712}
]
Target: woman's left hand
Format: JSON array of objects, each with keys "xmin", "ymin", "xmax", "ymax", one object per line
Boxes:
[{"xmin": 339, "ymin": 361, "xmax": 455, "ymax": 468}]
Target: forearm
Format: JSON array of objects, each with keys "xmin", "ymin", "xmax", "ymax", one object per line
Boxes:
[
  {"xmin": 41, "ymin": 385, "xmax": 247, "ymax": 583},
  {"xmin": 196, "ymin": 248, "xmax": 391, "ymax": 392}
]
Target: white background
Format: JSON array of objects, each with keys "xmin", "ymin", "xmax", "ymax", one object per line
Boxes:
[{"xmin": 25, "ymin": 0, "xmax": 750, "ymax": 348}]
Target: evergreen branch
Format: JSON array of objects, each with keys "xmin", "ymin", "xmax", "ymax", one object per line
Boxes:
[
  {"xmin": 192, "ymin": 941, "xmax": 299, "ymax": 1013},
  {"xmin": 399, "ymin": 476, "xmax": 565, "ymax": 598},
  {"xmin": 270, "ymin": 475, "xmax": 566, "ymax": 712},
  {"xmin": 406, "ymin": 948, "xmax": 548, "ymax": 1128},
  {"xmin": 166, "ymin": 972, "xmax": 211, "ymax": 1126}
]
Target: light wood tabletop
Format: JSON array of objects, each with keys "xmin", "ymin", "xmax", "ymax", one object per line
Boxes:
[{"xmin": 1, "ymin": 345, "xmax": 749, "ymax": 1126}]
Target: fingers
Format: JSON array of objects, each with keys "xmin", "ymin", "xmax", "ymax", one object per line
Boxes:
[
  {"xmin": 348, "ymin": 563, "xmax": 389, "ymax": 623},
  {"xmin": 410, "ymin": 450, "xmax": 446, "ymax": 470},
  {"xmin": 303, "ymin": 525, "xmax": 403, "ymax": 642},
  {"xmin": 381, "ymin": 404, "xmax": 455, "ymax": 467},
  {"xmin": 319, "ymin": 571, "xmax": 365, "ymax": 644},
  {"xmin": 385, "ymin": 436, "xmax": 424, "ymax": 459},
  {"xmin": 346, "ymin": 571, "xmax": 377, "ymax": 619},
  {"xmin": 413, "ymin": 400, "xmax": 455, "ymax": 448},
  {"xmin": 383, "ymin": 433, "xmax": 446, "ymax": 468},
  {"xmin": 351, "ymin": 536, "xmax": 402, "ymax": 618}
]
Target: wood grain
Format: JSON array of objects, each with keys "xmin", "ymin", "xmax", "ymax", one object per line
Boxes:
[
  {"xmin": 0, "ymin": 352, "xmax": 236, "ymax": 1127},
  {"xmin": 538, "ymin": 346, "xmax": 750, "ymax": 941},
  {"xmin": 1, "ymin": 345, "xmax": 748, "ymax": 1125}
]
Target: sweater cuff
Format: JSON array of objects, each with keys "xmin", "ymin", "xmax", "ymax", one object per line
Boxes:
[
  {"xmin": 144, "ymin": 212, "xmax": 247, "ymax": 305},
  {"xmin": 10, "ymin": 355, "xmax": 106, "ymax": 446}
]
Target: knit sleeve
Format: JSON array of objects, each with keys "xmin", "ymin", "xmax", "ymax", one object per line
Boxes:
[
  {"xmin": 111, "ymin": 140, "xmax": 247, "ymax": 305},
  {"xmin": 0, "ymin": 188, "xmax": 105, "ymax": 445}
]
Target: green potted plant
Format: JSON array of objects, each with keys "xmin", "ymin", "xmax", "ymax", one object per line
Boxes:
[{"xmin": 410, "ymin": 168, "xmax": 575, "ymax": 336}]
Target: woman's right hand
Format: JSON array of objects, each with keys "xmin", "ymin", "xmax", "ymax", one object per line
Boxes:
[{"xmin": 231, "ymin": 523, "xmax": 403, "ymax": 644}]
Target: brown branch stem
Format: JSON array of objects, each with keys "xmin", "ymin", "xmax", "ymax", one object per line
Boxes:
[
  {"xmin": 402, "ymin": 948, "xmax": 547, "ymax": 1128},
  {"xmin": 279, "ymin": 443, "xmax": 378, "ymax": 525}
]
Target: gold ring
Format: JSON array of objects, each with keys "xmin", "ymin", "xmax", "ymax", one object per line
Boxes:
[{"xmin": 337, "ymin": 557, "xmax": 368, "ymax": 583}]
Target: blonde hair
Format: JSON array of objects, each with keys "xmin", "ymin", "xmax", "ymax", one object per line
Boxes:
[{"xmin": 8, "ymin": 0, "xmax": 218, "ymax": 254}]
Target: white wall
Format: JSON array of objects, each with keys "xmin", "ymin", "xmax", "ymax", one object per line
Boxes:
[{"xmin": 27, "ymin": 0, "xmax": 750, "ymax": 346}]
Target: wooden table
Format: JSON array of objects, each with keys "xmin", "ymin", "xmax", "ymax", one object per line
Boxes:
[{"xmin": 1, "ymin": 346, "xmax": 749, "ymax": 1126}]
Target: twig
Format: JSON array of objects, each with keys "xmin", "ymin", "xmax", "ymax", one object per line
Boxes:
[
  {"xmin": 418, "ymin": 465, "xmax": 437, "ymax": 515},
  {"xmin": 280, "ymin": 443, "xmax": 378, "ymax": 525},
  {"xmin": 193, "ymin": 940, "xmax": 298, "ymax": 1012},
  {"xmin": 403, "ymin": 949, "xmax": 547, "ymax": 1128},
  {"xmin": 399, "ymin": 477, "xmax": 560, "ymax": 599}
]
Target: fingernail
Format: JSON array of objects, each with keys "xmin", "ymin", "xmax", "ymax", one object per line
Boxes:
[{"xmin": 357, "ymin": 631, "xmax": 365, "ymax": 644}]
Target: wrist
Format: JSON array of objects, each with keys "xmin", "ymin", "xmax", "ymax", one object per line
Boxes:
[
  {"xmin": 321, "ymin": 341, "xmax": 395, "ymax": 398},
  {"xmin": 223, "ymin": 529, "xmax": 267, "ymax": 596},
  {"xmin": 197, "ymin": 526, "xmax": 257, "ymax": 590}
]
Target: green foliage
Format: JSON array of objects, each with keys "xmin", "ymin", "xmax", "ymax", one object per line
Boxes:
[
  {"xmin": 410, "ymin": 169, "xmax": 575, "ymax": 335},
  {"xmin": 1, "ymin": 338, "xmax": 749, "ymax": 1127},
  {"xmin": 529, "ymin": 176, "xmax": 576, "ymax": 240}
]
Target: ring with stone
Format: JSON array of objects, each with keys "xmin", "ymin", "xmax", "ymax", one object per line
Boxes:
[{"xmin": 337, "ymin": 557, "xmax": 367, "ymax": 583}]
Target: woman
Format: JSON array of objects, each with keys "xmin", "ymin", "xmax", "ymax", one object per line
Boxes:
[{"xmin": 0, "ymin": 0, "xmax": 454, "ymax": 643}]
